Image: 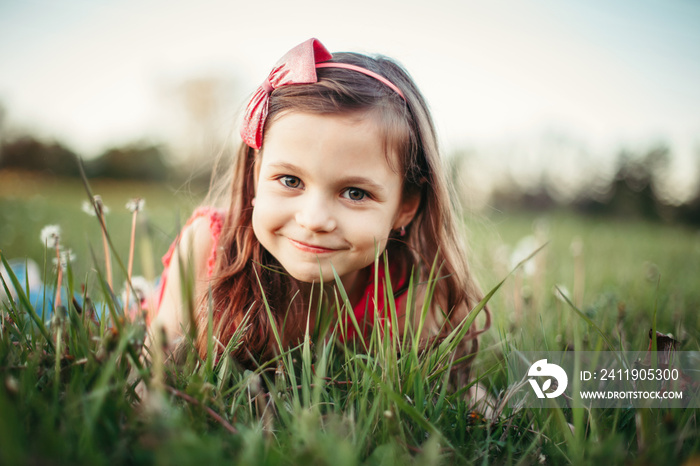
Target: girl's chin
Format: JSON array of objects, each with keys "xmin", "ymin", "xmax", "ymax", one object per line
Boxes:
[
  {"xmin": 287, "ymin": 270, "xmax": 337, "ymax": 284},
  {"xmin": 284, "ymin": 265, "xmax": 363, "ymax": 291},
  {"xmin": 282, "ymin": 262, "xmax": 352, "ymax": 284}
]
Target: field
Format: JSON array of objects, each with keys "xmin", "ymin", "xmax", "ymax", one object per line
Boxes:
[{"xmin": 1, "ymin": 171, "xmax": 699, "ymax": 465}]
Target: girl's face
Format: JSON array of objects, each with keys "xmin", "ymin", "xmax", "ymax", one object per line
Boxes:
[{"xmin": 252, "ymin": 111, "xmax": 419, "ymax": 291}]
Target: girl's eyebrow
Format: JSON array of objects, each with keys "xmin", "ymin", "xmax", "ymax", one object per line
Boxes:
[
  {"xmin": 267, "ymin": 161, "xmax": 386, "ymax": 193},
  {"xmin": 268, "ymin": 161, "xmax": 306, "ymax": 175}
]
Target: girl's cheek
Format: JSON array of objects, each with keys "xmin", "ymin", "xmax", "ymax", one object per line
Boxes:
[
  {"xmin": 252, "ymin": 193, "xmax": 283, "ymax": 231},
  {"xmin": 251, "ymin": 205, "xmax": 261, "ymax": 238},
  {"xmin": 252, "ymin": 196, "xmax": 272, "ymax": 231}
]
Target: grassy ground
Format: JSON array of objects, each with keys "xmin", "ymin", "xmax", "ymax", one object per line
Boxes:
[
  {"xmin": 1, "ymin": 171, "xmax": 699, "ymax": 465},
  {"xmin": 467, "ymin": 209, "xmax": 700, "ymax": 352}
]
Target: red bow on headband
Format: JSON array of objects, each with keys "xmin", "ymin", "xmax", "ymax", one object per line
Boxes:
[{"xmin": 240, "ymin": 38, "xmax": 332, "ymax": 150}]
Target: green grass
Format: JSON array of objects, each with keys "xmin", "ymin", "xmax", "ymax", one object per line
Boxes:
[
  {"xmin": 467, "ymin": 209, "xmax": 700, "ymax": 351},
  {"xmin": 1, "ymin": 172, "xmax": 699, "ymax": 465}
]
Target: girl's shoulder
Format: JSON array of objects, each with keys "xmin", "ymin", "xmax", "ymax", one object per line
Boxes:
[
  {"xmin": 153, "ymin": 206, "xmax": 227, "ymax": 319},
  {"xmin": 161, "ymin": 206, "xmax": 227, "ymax": 278}
]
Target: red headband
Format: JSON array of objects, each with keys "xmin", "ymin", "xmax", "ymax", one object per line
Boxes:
[{"xmin": 240, "ymin": 38, "xmax": 406, "ymax": 149}]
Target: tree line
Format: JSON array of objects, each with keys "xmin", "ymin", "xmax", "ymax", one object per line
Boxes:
[
  {"xmin": 0, "ymin": 135, "xmax": 170, "ymax": 181},
  {"xmin": 3, "ymin": 131, "xmax": 700, "ymax": 225}
]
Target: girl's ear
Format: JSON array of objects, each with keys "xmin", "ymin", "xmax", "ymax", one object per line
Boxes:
[{"xmin": 393, "ymin": 192, "xmax": 421, "ymax": 230}]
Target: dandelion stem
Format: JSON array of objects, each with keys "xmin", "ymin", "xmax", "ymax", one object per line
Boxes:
[
  {"xmin": 100, "ymin": 210, "xmax": 113, "ymax": 290},
  {"xmin": 125, "ymin": 209, "xmax": 138, "ymax": 314},
  {"xmin": 54, "ymin": 243, "xmax": 62, "ymax": 308}
]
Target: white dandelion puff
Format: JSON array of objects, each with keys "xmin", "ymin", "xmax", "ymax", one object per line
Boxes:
[
  {"xmin": 82, "ymin": 195, "xmax": 110, "ymax": 217},
  {"xmin": 81, "ymin": 201, "xmax": 95, "ymax": 216},
  {"xmin": 554, "ymin": 285, "xmax": 571, "ymax": 303},
  {"xmin": 246, "ymin": 373, "xmax": 263, "ymax": 397},
  {"xmin": 120, "ymin": 276, "xmax": 153, "ymax": 309},
  {"xmin": 52, "ymin": 249, "xmax": 76, "ymax": 271},
  {"xmin": 509, "ymin": 235, "xmax": 538, "ymax": 277},
  {"xmin": 125, "ymin": 198, "xmax": 145, "ymax": 213},
  {"xmin": 40, "ymin": 225, "xmax": 61, "ymax": 248}
]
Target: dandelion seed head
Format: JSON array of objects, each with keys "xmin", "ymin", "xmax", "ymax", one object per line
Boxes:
[
  {"xmin": 40, "ymin": 225, "xmax": 61, "ymax": 248},
  {"xmin": 509, "ymin": 235, "xmax": 538, "ymax": 276},
  {"xmin": 553, "ymin": 285, "xmax": 571, "ymax": 303},
  {"xmin": 81, "ymin": 201, "xmax": 96, "ymax": 216},
  {"xmin": 82, "ymin": 196, "xmax": 110, "ymax": 216},
  {"xmin": 52, "ymin": 249, "xmax": 76, "ymax": 271},
  {"xmin": 63, "ymin": 249, "xmax": 76, "ymax": 262},
  {"xmin": 246, "ymin": 374, "xmax": 262, "ymax": 396},
  {"xmin": 95, "ymin": 196, "xmax": 109, "ymax": 214},
  {"xmin": 126, "ymin": 198, "xmax": 145, "ymax": 212},
  {"xmin": 121, "ymin": 276, "xmax": 152, "ymax": 303},
  {"xmin": 4, "ymin": 375, "xmax": 19, "ymax": 395}
]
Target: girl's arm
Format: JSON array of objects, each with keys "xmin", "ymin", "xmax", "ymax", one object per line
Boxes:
[{"xmin": 150, "ymin": 216, "xmax": 214, "ymax": 351}]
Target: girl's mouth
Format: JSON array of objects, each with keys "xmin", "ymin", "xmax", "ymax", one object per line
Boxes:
[{"xmin": 288, "ymin": 238, "xmax": 340, "ymax": 254}]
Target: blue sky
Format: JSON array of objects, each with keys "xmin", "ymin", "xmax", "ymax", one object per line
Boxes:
[{"xmin": 1, "ymin": 0, "xmax": 699, "ymax": 198}]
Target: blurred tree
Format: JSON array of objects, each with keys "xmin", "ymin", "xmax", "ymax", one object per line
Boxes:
[
  {"xmin": 87, "ymin": 143, "xmax": 169, "ymax": 180},
  {"xmin": 675, "ymin": 147, "xmax": 700, "ymax": 224},
  {"xmin": 573, "ymin": 145, "xmax": 671, "ymax": 221},
  {"xmin": 0, "ymin": 102, "xmax": 6, "ymax": 144},
  {"xmin": 0, "ymin": 135, "xmax": 80, "ymax": 176}
]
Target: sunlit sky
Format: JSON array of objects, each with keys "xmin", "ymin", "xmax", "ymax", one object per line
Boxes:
[{"xmin": 1, "ymin": 0, "xmax": 699, "ymax": 197}]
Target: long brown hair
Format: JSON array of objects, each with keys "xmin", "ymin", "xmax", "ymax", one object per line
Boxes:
[{"xmin": 195, "ymin": 51, "xmax": 490, "ymax": 375}]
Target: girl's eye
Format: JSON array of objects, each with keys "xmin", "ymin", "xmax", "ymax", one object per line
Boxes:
[
  {"xmin": 280, "ymin": 176, "xmax": 302, "ymax": 189},
  {"xmin": 342, "ymin": 187, "xmax": 368, "ymax": 201}
]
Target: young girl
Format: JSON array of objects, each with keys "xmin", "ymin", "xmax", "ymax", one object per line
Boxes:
[{"xmin": 151, "ymin": 38, "xmax": 490, "ymax": 387}]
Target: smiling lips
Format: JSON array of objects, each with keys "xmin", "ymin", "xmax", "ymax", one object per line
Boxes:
[{"xmin": 288, "ymin": 238, "xmax": 343, "ymax": 254}]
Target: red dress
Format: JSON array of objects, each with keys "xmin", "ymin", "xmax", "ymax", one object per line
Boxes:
[{"xmin": 340, "ymin": 261, "xmax": 408, "ymax": 341}]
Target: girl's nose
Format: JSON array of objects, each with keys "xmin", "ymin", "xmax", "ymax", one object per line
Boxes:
[{"xmin": 295, "ymin": 195, "xmax": 337, "ymax": 232}]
